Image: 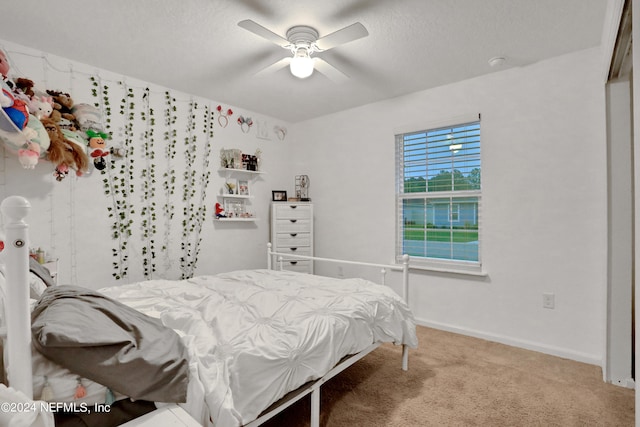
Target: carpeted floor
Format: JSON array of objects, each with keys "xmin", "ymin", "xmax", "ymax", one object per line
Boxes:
[{"xmin": 262, "ymin": 325, "xmax": 634, "ymax": 426}]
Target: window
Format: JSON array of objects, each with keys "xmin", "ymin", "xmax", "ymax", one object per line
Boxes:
[{"xmin": 396, "ymin": 118, "xmax": 481, "ymax": 268}]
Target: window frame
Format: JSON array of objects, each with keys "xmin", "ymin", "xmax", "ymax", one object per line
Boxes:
[{"xmin": 395, "ymin": 115, "xmax": 484, "ymax": 275}]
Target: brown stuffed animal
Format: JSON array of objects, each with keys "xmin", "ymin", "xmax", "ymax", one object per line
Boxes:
[
  {"xmin": 15, "ymin": 78, "xmax": 34, "ymax": 98},
  {"xmin": 46, "ymin": 89, "xmax": 77, "ymax": 125},
  {"xmin": 41, "ymin": 117, "xmax": 89, "ymax": 180}
]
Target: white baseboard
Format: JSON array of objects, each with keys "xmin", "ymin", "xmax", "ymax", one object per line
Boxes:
[
  {"xmin": 415, "ymin": 317, "xmax": 602, "ymax": 367},
  {"xmin": 612, "ymin": 378, "xmax": 636, "ymax": 389}
]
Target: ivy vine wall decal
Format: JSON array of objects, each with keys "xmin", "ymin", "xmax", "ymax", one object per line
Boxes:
[
  {"xmin": 140, "ymin": 87, "xmax": 157, "ymax": 278},
  {"xmin": 179, "ymin": 101, "xmax": 214, "ymax": 279},
  {"xmin": 92, "ymin": 77, "xmax": 214, "ymax": 281},
  {"xmin": 92, "ymin": 76, "xmax": 132, "ymax": 280},
  {"xmin": 162, "ymin": 91, "xmax": 177, "ymax": 273}
]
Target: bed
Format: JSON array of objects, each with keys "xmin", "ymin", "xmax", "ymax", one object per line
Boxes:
[{"xmin": 0, "ymin": 195, "xmax": 418, "ymax": 427}]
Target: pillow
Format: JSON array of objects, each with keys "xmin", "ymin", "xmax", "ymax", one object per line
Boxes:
[
  {"xmin": 28, "ymin": 273, "xmax": 47, "ymax": 299},
  {"xmin": 31, "ymin": 286, "xmax": 189, "ymax": 403},
  {"xmin": 28, "ymin": 258, "xmax": 54, "ymax": 299}
]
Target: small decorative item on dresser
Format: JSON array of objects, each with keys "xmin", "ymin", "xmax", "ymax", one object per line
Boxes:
[
  {"xmin": 295, "ymin": 175, "xmax": 311, "ymax": 201},
  {"xmin": 272, "ymin": 190, "xmax": 287, "ymax": 201}
]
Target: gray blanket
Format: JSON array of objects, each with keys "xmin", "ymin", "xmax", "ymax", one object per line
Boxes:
[{"xmin": 31, "ymin": 286, "xmax": 189, "ymax": 402}]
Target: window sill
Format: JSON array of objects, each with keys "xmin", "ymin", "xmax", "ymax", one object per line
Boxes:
[
  {"xmin": 410, "ymin": 265, "xmax": 487, "ymax": 277},
  {"xmin": 403, "ymin": 259, "xmax": 487, "ymax": 277}
]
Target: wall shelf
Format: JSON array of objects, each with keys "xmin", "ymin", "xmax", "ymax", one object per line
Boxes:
[
  {"xmin": 215, "ymin": 217, "xmax": 257, "ymax": 222},
  {"xmin": 217, "ymin": 194, "xmax": 252, "ymax": 200},
  {"xmin": 217, "ymin": 167, "xmax": 262, "ymax": 220},
  {"xmin": 218, "ymin": 168, "xmax": 264, "ymax": 176}
]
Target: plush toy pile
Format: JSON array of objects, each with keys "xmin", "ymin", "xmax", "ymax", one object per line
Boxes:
[{"xmin": 0, "ymin": 49, "xmax": 110, "ymax": 179}]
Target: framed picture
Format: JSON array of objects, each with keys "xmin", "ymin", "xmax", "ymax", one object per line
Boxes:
[
  {"xmin": 224, "ymin": 179, "xmax": 237, "ymax": 195},
  {"xmin": 238, "ymin": 180, "xmax": 250, "ymax": 196},
  {"xmin": 224, "ymin": 199, "xmax": 246, "ymax": 218},
  {"xmin": 272, "ymin": 190, "xmax": 287, "ymax": 201}
]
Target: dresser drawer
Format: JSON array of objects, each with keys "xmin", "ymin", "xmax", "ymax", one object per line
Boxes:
[
  {"xmin": 275, "ymin": 233, "xmax": 311, "ymax": 247},
  {"xmin": 276, "ymin": 260, "xmax": 311, "ymax": 273},
  {"xmin": 273, "ymin": 246, "xmax": 311, "ymax": 259},
  {"xmin": 274, "ymin": 204, "xmax": 312, "ymax": 220},
  {"xmin": 275, "ymin": 219, "xmax": 311, "ymax": 233}
]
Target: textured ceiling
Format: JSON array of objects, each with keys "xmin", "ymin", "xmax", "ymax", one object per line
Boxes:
[{"xmin": 0, "ymin": 0, "xmax": 608, "ymax": 123}]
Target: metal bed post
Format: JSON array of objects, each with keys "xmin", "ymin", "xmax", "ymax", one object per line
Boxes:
[
  {"xmin": 267, "ymin": 242, "xmax": 272, "ymax": 270},
  {"xmin": 401, "ymin": 254, "xmax": 410, "ymax": 302},
  {"xmin": 401, "ymin": 254, "xmax": 410, "ymax": 372},
  {"xmin": 1, "ymin": 195, "xmax": 33, "ymax": 398},
  {"xmin": 310, "ymin": 388, "xmax": 320, "ymax": 427}
]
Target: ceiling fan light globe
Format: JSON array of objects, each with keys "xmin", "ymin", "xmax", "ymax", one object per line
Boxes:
[{"xmin": 290, "ymin": 55, "xmax": 314, "ymax": 78}]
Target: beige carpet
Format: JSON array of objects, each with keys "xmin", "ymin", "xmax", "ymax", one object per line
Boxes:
[{"xmin": 262, "ymin": 326, "xmax": 634, "ymax": 426}]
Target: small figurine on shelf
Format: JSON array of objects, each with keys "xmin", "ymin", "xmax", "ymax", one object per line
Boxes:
[{"xmin": 215, "ymin": 202, "xmax": 227, "ymax": 219}]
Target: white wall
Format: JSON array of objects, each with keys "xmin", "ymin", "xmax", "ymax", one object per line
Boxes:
[
  {"xmin": 0, "ymin": 39, "xmax": 294, "ymax": 289},
  {"xmin": 290, "ymin": 47, "xmax": 608, "ymax": 364}
]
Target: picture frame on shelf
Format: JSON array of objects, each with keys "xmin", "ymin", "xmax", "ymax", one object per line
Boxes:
[
  {"xmin": 224, "ymin": 199, "xmax": 246, "ymax": 218},
  {"xmin": 272, "ymin": 190, "xmax": 287, "ymax": 202},
  {"xmin": 224, "ymin": 179, "xmax": 237, "ymax": 195},
  {"xmin": 238, "ymin": 180, "xmax": 250, "ymax": 196}
]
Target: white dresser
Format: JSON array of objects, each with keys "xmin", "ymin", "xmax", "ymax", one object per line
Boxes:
[{"xmin": 270, "ymin": 202, "xmax": 313, "ymax": 273}]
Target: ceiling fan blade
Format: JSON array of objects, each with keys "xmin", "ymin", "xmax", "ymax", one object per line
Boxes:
[
  {"xmin": 313, "ymin": 58, "xmax": 349, "ymax": 83},
  {"xmin": 238, "ymin": 19, "xmax": 290, "ymax": 48},
  {"xmin": 255, "ymin": 57, "xmax": 292, "ymax": 77},
  {"xmin": 315, "ymin": 22, "xmax": 368, "ymax": 51}
]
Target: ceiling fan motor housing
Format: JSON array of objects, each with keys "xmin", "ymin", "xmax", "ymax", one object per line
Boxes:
[{"xmin": 286, "ymin": 26, "xmax": 320, "ymax": 52}]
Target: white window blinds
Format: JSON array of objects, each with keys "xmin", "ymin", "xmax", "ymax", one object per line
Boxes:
[{"xmin": 396, "ymin": 119, "xmax": 481, "ymax": 264}]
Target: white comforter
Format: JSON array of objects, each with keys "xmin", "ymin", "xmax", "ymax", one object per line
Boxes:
[{"xmin": 100, "ymin": 269, "xmax": 418, "ymax": 427}]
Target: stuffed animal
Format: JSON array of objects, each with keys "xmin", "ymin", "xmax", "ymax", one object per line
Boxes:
[
  {"xmin": 26, "ymin": 96, "xmax": 53, "ymax": 120},
  {"xmin": 215, "ymin": 202, "xmax": 227, "ymax": 218},
  {"xmin": 72, "ymin": 103, "xmax": 104, "ymax": 133},
  {"xmin": 58, "ymin": 117, "xmax": 79, "ymax": 133},
  {"xmin": 14, "ymin": 77, "xmax": 34, "ymax": 101},
  {"xmin": 86, "ymin": 129, "xmax": 109, "ymax": 170},
  {"xmin": 0, "ymin": 50, "xmax": 29, "ymax": 130},
  {"xmin": 46, "ymin": 89, "xmax": 77, "ymax": 126},
  {"xmin": 41, "ymin": 118, "xmax": 89, "ymax": 180},
  {"xmin": 18, "ymin": 142, "xmax": 41, "ymax": 169}
]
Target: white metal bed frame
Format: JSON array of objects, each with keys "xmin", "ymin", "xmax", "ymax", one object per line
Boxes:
[
  {"xmin": 1, "ymin": 197, "xmax": 412, "ymax": 427},
  {"xmin": 263, "ymin": 243, "xmax": 411, "ymax": 427}
]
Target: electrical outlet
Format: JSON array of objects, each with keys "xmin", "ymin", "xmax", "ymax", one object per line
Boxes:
[{"xmin": 543, "ymin": 293, "xmax": 555, "ymax": 309}]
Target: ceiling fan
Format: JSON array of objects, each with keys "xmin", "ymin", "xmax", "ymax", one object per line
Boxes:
[{"xmin": 238, "ymin": 19, "xmax": 369, "ymax": 82}]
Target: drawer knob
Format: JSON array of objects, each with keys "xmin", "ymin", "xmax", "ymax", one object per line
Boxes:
[
  {"xmin": 290, "ymin": 205, "xmax": 297, "ymax": 209},
  {"xmin": 290, "ymin": 219, "xmax": 297, "ymax": 223},
  {"xmin": 291, "ymin": 247, "xmax": 297, "ymax": 251},
  {"xmin": 290, "ymin": 261, "xmax": 298, "ymax": 265},
  {"xmin": 290, "ymin": 233, "xmax": 297, "ymax": 237}
]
